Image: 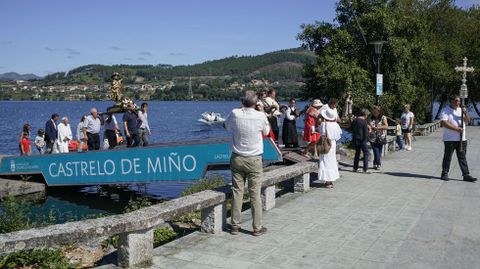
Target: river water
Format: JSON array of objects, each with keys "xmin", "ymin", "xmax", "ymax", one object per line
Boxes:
[{"xmin": 2, "ymin": 100, "xmax": 315, "ymax": 222}]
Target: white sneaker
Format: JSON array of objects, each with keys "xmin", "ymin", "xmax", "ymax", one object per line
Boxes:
[{"xmin": 406, "ymin": 146, "xmax": 412, "ymax": 151}]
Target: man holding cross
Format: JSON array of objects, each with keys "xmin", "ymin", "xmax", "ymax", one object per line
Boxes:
[
  {"xmin": 440, "ymin": 57, "xmax": 476, "ymax": 182},
  {"xmin": 440, "ymin": 94, "xmax": 476, "ymax": 182}
]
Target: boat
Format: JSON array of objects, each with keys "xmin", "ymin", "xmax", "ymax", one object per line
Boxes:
[
  {"xmin": 198, "ymin": 112, "xmax": 226, "ymax": 124},
  {"xmin": 0, "ymin": 138, "xmax": 281, "ymax": 186}
]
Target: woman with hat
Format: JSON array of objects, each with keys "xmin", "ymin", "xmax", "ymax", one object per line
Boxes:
[
  {"xmin": 318, "ymin": 98, "xmax": 342, "ymax": 188},
  {"xmin": 303, "ymin": 99, "xmax": 323, "ymax": 159}
]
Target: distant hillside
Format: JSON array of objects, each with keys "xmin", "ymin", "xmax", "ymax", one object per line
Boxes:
[
  {"xmin": 0, "ymin": 72, "xmax": 41, "ymax": 81},
  {"xmin": 41, "ymin": 48, "xmax": 316, "ymax": 85}
]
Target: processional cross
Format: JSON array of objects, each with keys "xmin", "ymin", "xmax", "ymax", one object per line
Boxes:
[
  {"xmin": 455, "ymin": 57, "xmax": 474, "ymax": 99},
  {"xmin": 454, "ymin": 57, "xmax": 474, "ymax": 151}
]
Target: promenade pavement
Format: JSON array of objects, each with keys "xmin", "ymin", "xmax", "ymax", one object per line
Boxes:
[{"xmin": 99, "ymin": 127, "xmax": 480, "ymax": 269}]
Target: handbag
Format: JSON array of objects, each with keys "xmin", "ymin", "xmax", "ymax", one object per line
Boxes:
[
  {"xmin": 317, "ymin": 123, "xmax": 332, "ymax": 154},
  {"xmin": 370, "ymin": 116, "xmax": 387, "ymax": 144}
]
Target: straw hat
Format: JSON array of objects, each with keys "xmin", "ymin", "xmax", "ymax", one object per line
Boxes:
[{"xmin": 312, "ymin": 99, "xmax": 323, "ymax": 108}]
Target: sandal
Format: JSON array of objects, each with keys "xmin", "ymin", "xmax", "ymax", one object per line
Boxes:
[{"xmin": 302, "ymin": 153, "xmax": 311, "ymax": 159}]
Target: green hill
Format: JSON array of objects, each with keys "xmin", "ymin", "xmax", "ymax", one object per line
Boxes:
[{"xmin": 41, "ymin": 48, "xmax": 315, "ymax": 85}]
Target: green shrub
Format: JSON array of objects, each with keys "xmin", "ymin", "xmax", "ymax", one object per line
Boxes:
[
  {"xmin": 181, "ymin": 175, "xmax": 227, "ymax": 196},
  {"xmin": 123, "ymin": 197, "xmax": 153, "ymax": 213},
  {"xmin": 0, "ymin": 196, "xmax": 32, "ymax": 234},
  {"xmin": 0, "ymin": 249, "xmax": 71, "ymax": 269},
  {"xmin": 154, "ymin": 227, "xmax": 177, "ymax": 247}
]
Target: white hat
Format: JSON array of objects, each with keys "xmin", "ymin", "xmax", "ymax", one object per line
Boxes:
[
  {"xmin": 320, "ymin": 108, "xmax": 336, "ymax": 121},
  {"xmin": 312, "ymin": 99, "xmax": 323, "ymax": 107}
]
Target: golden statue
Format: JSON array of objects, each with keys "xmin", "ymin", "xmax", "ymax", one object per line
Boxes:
[
  {"xmin": 111, "ymin": 72, "xmax": 123, "ymax": 104},
  {"xmin": 107, "ymin": 72, "xmax": 137, "ymax": 113}
]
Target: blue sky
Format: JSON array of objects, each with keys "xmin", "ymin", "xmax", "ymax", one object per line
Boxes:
[{"xmin": 0, "ymin": 0, "xmax": 477, "ymax": 76}]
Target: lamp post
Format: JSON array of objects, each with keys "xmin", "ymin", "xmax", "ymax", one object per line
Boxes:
[{"xmin": 370, "ymin": 41, "xmax": 386, "ymax": 105}]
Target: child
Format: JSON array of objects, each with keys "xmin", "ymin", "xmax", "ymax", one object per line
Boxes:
[
  {"xmin": 34, "ymin": 129, "xmax": 46, "ymax": 154},
  {"xmin": 20, "ymin": 133, "xmax": 32, "ymax": 156},
  {"xmin": 395, "ymin": 118, "xmax": 404, "ymax": 150}
]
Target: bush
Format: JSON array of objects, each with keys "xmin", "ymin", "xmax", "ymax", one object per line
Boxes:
[
  {"xmin": 0, "ymin": 196, "xmax": 32, "ymax": 234},
  {"xmin": 181, "ymin": 175, "xmax": 227, "ymax": 196},
  {"xmin": 154, "ymin": 227, "xmax": 177, "ymax": 247},
  {"xmin": 123, "ymin": 197, "xmax": 153, "ymax": 213},
  {"xmin": 0, "ymin": 249, "xmax": 71, "ymax": 269}
]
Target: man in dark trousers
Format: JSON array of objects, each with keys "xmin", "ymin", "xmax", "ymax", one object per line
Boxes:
[
  {"xmin": 123, "ymin": 103, "xmax": 140, "ymax": 147},
  {"xmin": 44, "ymin": 113, "xmax": 59, "ymax": 154},
  {"xmin": 83, "ymin": 108, "xmax": 103, "ymax": 150},
  {"xmin": 440, "ymin": 94, "xmax": 477, "ymax": 182},
  {"xmin": 351, "ymin": 109, "xmax": 370, "ymax": 173}
]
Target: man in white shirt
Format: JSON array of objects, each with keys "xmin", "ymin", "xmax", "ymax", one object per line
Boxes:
[
  {"xmin": 137, "ymin": 102, "xmax": 151, "ymax": 146},
  {"xmin": 440, "ymin": 95, "xmax": 477, "ymax": 182},
  {"xmin": 83, "ymin": 108, "xmax": 103, "ymax": 150},
  {"xmin": 225, "ymin": 90, "xmax": 270, "ymax": 236},
  {"xmin": 264, "ymin": 89, "xmax": 281, "ymax": 142}
]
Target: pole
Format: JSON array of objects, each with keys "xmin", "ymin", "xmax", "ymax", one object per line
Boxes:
[
  {"xmin": 376, "ymin": 55, "xmax": 380, "ymax": 106},
  {"xmin": 460, "ymin": 98, "xmax": 465, "ymax": 152}
]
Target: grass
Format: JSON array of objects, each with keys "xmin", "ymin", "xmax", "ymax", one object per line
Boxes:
[{"xmin": 0, "ymin": 249, "xmax": 72, "ymax": 269}]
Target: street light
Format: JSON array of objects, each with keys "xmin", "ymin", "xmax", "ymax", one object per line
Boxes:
[{"xmin": 370, "ymin": 41, "xmax": 386, "ymax": 105}]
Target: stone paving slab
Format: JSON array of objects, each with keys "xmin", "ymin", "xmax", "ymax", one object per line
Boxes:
[{"xmin": 97, "ymin": 127, "xmax": 480, "ymax": 269}]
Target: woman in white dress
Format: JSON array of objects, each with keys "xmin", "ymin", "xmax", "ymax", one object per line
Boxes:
[
  {"xmin": 56, "ymin": 117, "xmax": 72, "ymax": 153},
  {"xmin": 318, "ymin": 98, "xmax": 342, "ymax": 188}
]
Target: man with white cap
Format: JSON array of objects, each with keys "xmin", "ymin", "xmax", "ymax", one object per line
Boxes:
[{"xmin": 56, "ymin": 117, "xmax": 72, "ymax": 153}]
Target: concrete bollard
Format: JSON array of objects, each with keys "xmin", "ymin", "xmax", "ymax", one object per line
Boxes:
[
  {"xmin": 118, "ymin": 227, "xmax": 154, "ymax": 268},
  {"xmin": 294, "ymin": 173, "xmax": 310, "ymax": 193},
  {"xmin": 262, "ymin": 185, "xmax": 275, "ymax": 211},
  {"xmin": 201, "ymin": 201, "xmax": 226, "ymax": 233}
]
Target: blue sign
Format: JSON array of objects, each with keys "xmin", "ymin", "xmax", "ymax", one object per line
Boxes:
[
  {"xmin": 376, "ymin": 74, "xmax": 383, "ymax": 96},
  {"xmin": 0, "ymin": 138, "xmax": 282, "ymax": 186}
]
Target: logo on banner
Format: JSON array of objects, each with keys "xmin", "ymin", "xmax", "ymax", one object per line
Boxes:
[{"xmin": 10, "ymin": 160, "xmax": 15, "ymax": 172}]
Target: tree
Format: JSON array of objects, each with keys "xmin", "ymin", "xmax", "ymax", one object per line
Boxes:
[{"xmin": 298, "ymin": 0, "xmax": 479, "ymax": 122}]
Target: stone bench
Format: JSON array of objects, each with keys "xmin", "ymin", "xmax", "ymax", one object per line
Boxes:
[{"xmin": 0, "ymin": 161, "xmax": 317, "ymax": 268}]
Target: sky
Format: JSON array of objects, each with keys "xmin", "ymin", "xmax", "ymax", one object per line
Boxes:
[{"xmin": 0, "ymin": 0, "xmax": 477, "ymax": 76}]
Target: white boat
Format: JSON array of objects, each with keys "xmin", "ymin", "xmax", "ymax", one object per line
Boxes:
[{"xmin": 199, "ymin": 112, "xmax": 226, "ymax": 124}]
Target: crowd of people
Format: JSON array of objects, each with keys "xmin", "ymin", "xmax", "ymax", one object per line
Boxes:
[
  {"xmin": 15, "ymin": 90, "xmax": 477, "ymax": 237},
  {"xmin": 224, "ymin": 91, "xmax": 477, "ymax": 236},
  {"xmin": 18, "ymin": 102, "xmax": 151, "ymax": 156}
]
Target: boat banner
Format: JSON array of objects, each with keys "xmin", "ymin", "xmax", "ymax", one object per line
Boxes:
[{"xmin": 0, "ymin": 138, "xmax": 281, "ymax": 186}]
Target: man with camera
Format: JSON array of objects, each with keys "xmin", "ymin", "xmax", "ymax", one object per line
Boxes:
[{"xmin": 264, "ymin": 89, "xmax": 281, "ymax": 142}]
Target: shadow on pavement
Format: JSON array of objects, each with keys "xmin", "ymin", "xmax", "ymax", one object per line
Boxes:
[{"xmin": 383, "ymin": 172, "xmax": 449, "ymax": 181}]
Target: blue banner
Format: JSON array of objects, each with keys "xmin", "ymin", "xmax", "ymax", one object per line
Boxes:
[
  {"xmin": 0, "ymin": 138, "xmax": 282, "ymax": 186},
  {"xmin": 376, "ymin": 74, "xmax": 383, "ymax": 96}
]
